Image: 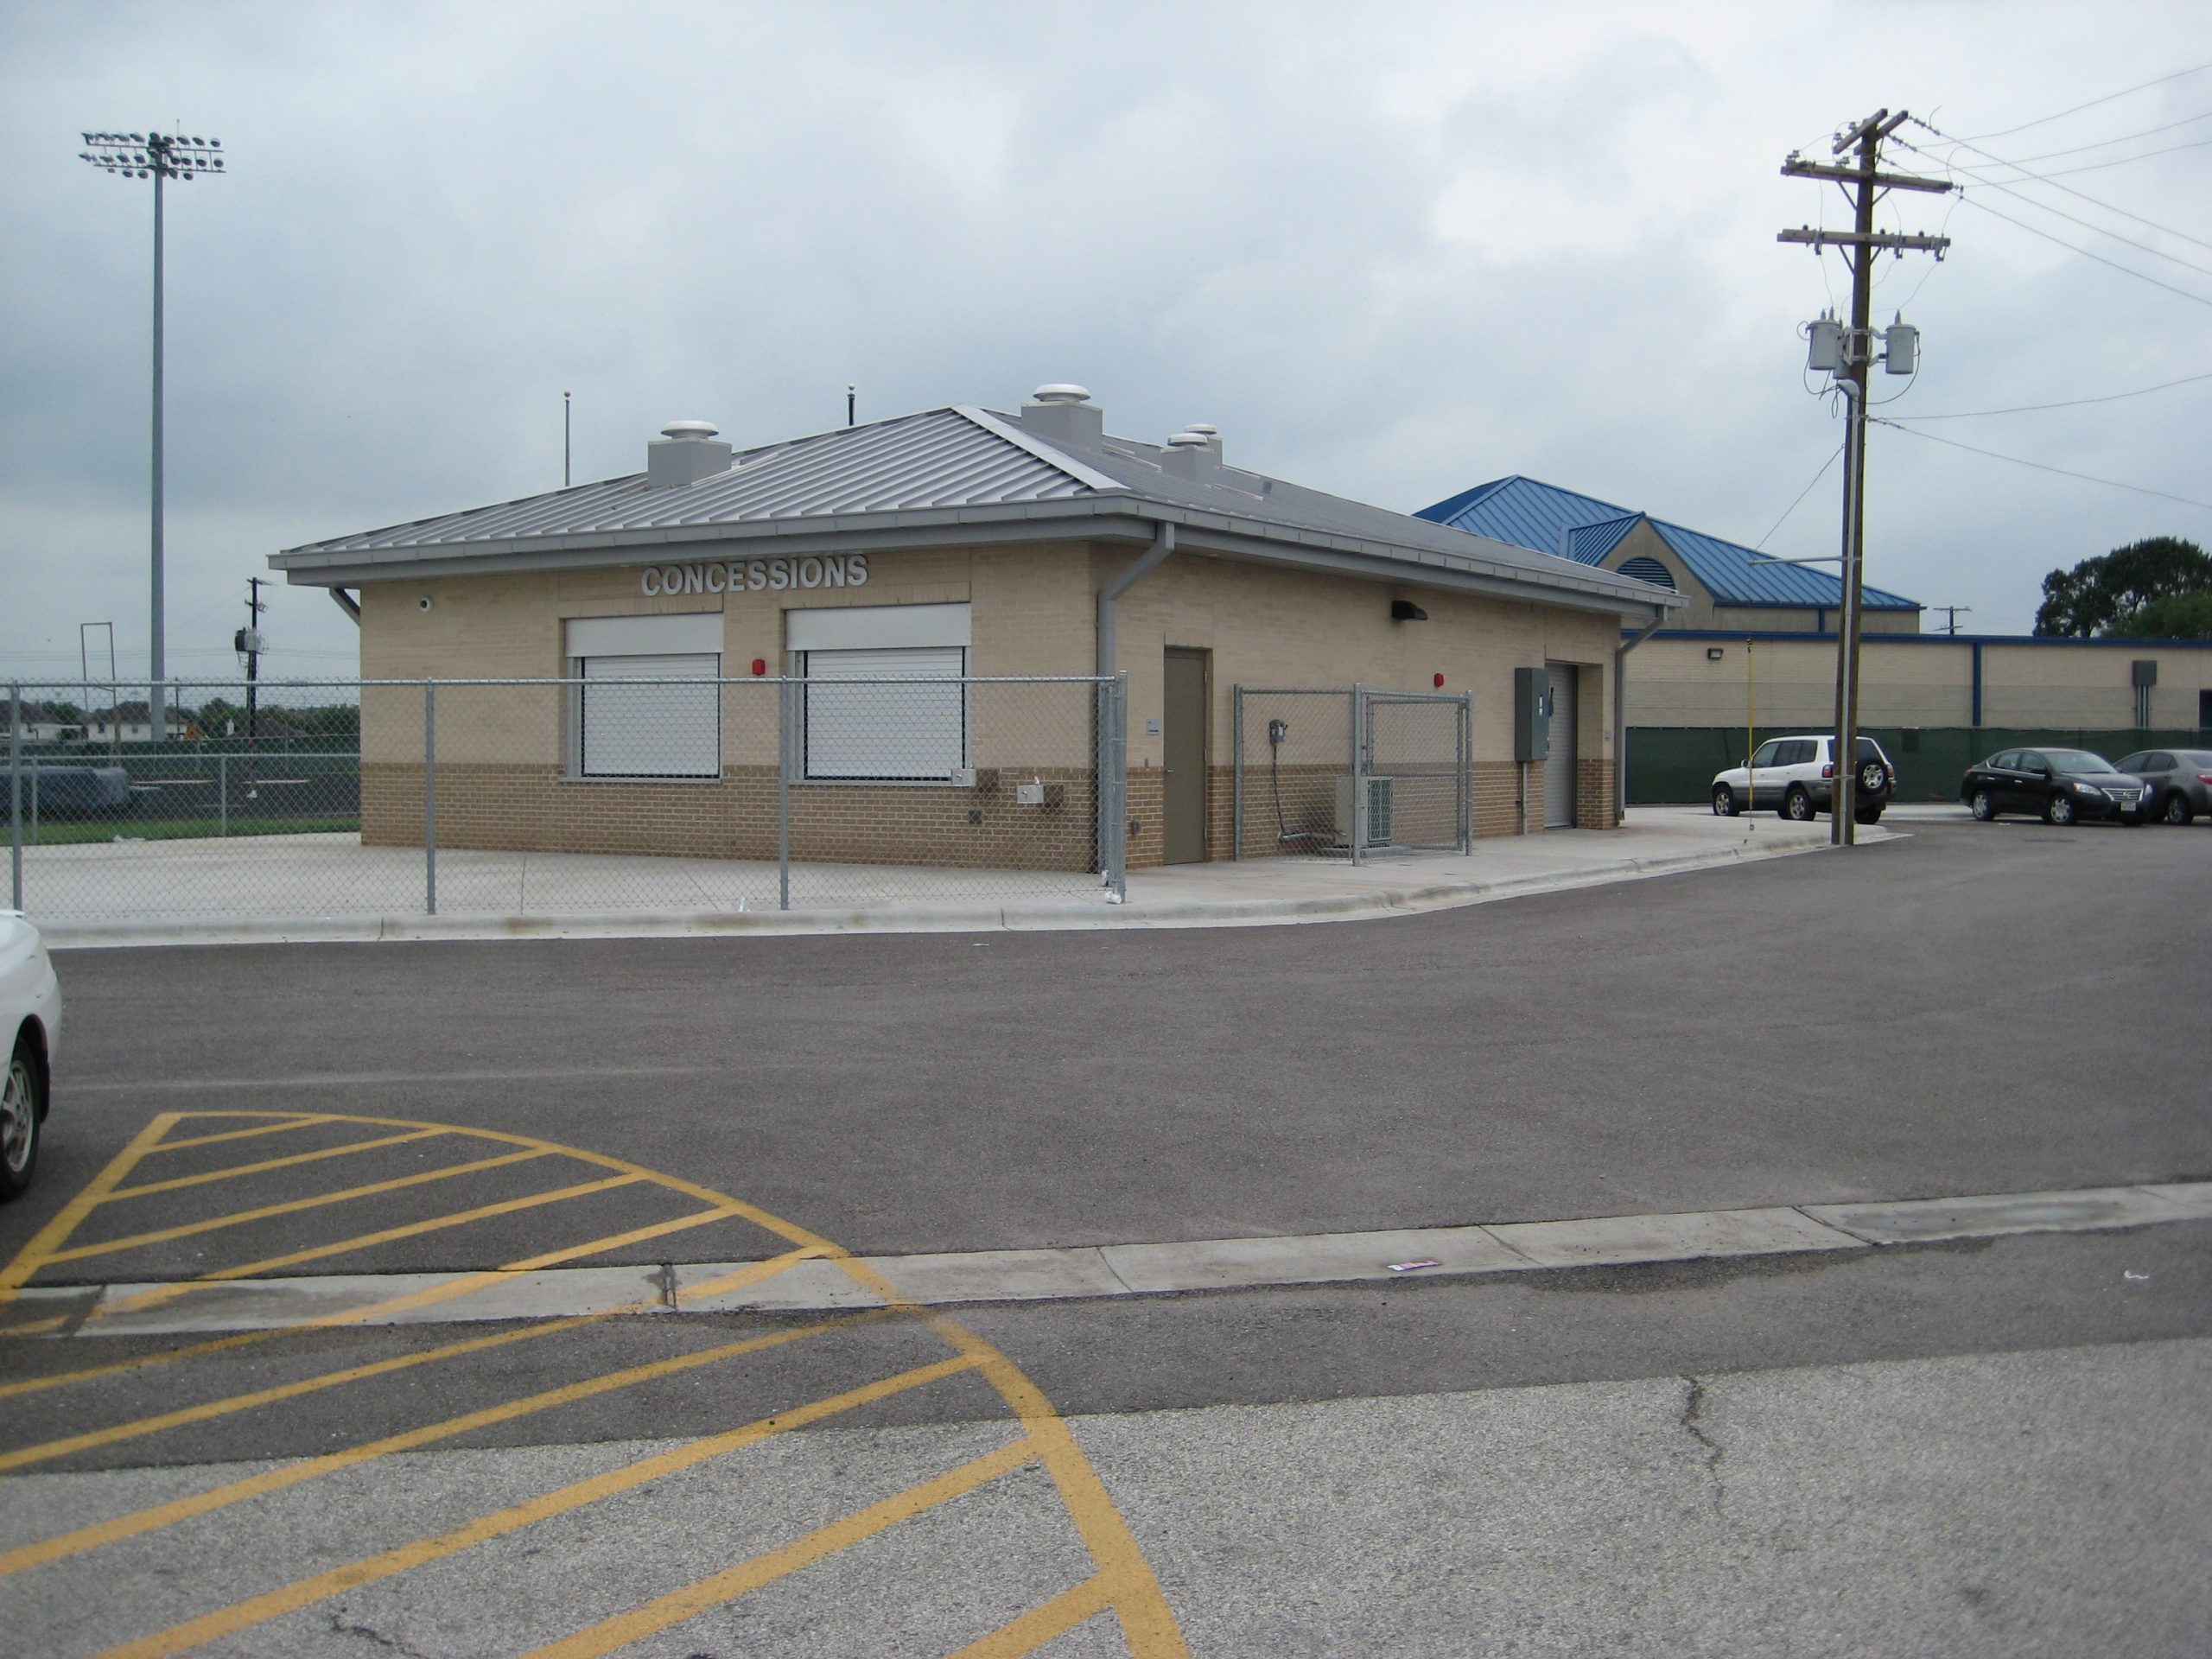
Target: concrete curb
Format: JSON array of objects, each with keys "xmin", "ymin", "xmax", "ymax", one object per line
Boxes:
[
  {"xmin": 43, "ymin": 825, "xmax": 1869, "ymax": 950},
  {"xmin": 28, "ymin": 1178, "xmax": 2204, "ymax": 1337}
]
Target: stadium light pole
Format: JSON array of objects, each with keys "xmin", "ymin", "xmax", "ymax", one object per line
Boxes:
[{"xmin": 78, "ymin": 129, "xmax": 226, "ymax": 742}]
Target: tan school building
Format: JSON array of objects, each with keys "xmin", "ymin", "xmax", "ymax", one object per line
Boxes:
[{"xmin": 270, "ymin": 385, "xmax": 1681, "ymax": 868}]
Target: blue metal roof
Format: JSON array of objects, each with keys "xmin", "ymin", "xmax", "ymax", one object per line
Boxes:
[{"xmin": 1416, "ymin": 475, "xmax": 1921, "ymax": 612}]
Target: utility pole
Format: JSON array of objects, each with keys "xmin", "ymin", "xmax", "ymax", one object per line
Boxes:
[
  {"xmin": 1780, "ymin": 111, "xmax": 1953, "ymax": 844},
  {"xmin": 563, "ymin": 391, "xmax": 572, "ymax": 487},
  {"xmin": 236, "ymin": 576, "xmax": 265, "ymax": 794},
  {"xmin": 1935, "ymin": 605, "xmax": 1972, "ymax": 636}
]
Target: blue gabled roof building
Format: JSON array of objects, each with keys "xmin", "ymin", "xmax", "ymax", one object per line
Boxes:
[{"xmin": 1417, "ymin": 476, "xmax": 1923, "ymax": 633}]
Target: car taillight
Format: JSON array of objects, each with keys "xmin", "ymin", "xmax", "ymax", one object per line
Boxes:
[
  {"xmin": 2198, "ymin": 773, "xmax": 2212, "ymax": 785},
  {"xmin": 1821, "ymin": 763, "xmax": 1834, "ymax": 779}
]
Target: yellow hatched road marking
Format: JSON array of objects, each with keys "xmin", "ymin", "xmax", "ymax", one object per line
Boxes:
[
  {"xmin": 0, "ymin": 1246, "xmax": 824, "ymax": 1475},
  {"xmin": 521, "ymin": 1436, "xmax": 1039, "ymax": 1659},
  {"xmin": 0, "ymin": 1297, "xmax": 882, "ymax": 1577},
  {"xmin": 0, "ymin": 1115, "xmax": 179, "ymax": 1303},
  {"xmin": 0, "ymin": 1205, "xmax": 785, "ymax": 1402},
  {"xmin": 140, "ymin": 1116, "xmax": 334, "ymax": 1154},
  {"xmin": 90, "ymin": 1354, "xmax": 984, "ymax": 1659},
  {"xmin": 105, "ymin": 1127, "xmax": 449, "ymax": 1198},
  {"xmin": 42, "ymin": 1148, "xmax": 553, "ymax": 1265},
  {"xmin": 951, "ymin": 1575, "xmax": 1116, "ymax": 1658},
  {"xmin": 89, "ymin": 1173, "xmax": 650, "ymax": 1320}
]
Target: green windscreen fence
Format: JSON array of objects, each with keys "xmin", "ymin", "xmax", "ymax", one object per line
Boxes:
[{"xmin": 1624, "ymin": 727, "xmax": 2209, "ymax": 805}]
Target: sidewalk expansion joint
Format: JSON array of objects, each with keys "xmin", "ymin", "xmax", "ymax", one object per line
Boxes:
[{"xmin": 18, "ymin": 1179, "xmax": 2206, "ymax": 1338}]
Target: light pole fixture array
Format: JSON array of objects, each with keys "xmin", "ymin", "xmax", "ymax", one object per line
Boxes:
[{"xmin": 78, "ymin": 129, "xmax": 227, "ymax": 741}]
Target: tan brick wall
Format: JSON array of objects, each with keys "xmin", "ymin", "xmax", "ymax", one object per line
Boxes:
[{"xmin": 1578, "ymin": 757, "xmax": 1618, "ymax": 829}]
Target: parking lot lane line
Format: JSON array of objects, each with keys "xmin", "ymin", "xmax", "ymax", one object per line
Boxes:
[
  {"xmin": 950, "ymin": 1575, "xmax": 1115, "ymax": 1659},
  {"xmin": 87, "ymin": 1173, "xmax": 652, "ymax": 1321},
  {"xmin": 0, "ymin": 1306, "xmax": 891, "ymax": 1578},
  {"xmin": 499, "ymin": 1203, "xmax": 761, "ymax": 1271},
  {"xmin": 105, "ymin": 1128, "xmax": 453, "ymax": 1198},
  {"xmin": 87, "ymin": 1353, "xmax": 986, "ymax": 1659},
  {"xmin": 41, "ymin": 1147, "xmax": 555, "ymax": 1265},
  {"xmin": 0, "ymin": 1246, "xmax": 833, "ymax": 1474},
  {"xmin": 0, "ymin": 1115, "xmax": 181, "ymax": 1304},
  {"xmin": 518, "ymin": 1434, "xmax": 1039, "ymax": 1659},
  {"xmin": 140, "ymin": 1116, "xmax": 336, "ymax": 1154}
]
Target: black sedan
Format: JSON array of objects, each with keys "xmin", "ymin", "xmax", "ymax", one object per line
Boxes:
[{"xmin": 1961, "ymin": 748, "xmax": 2151, "ymax": 825}]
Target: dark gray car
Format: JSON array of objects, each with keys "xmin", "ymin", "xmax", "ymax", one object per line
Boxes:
[{"xmin": 2112, "ymin": 747, "xmax": 2212, "ymax": 825}]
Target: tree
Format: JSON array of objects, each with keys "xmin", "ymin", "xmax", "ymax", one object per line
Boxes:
[
  {"xmin": 2112, "ymin": 589, "xmax": 2212, "ymax": 639},
  {"xmin": 2033, "ymin": 537, "xmax": 2212, "ymax": 637}
]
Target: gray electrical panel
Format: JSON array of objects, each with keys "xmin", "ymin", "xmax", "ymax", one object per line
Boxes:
[
  {"xmin": 1514, "ymin": 666, "xmax": 1550, "ymax": 761},
  {"xmin": 2132, "ymin": 658, "xmax": 2158, "ymax": 688}
]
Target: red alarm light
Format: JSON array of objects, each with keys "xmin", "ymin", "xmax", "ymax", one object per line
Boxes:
[
  {"xmin": 1433, "ymin": 672, "xmax": 1446, "ymax": 689},
  {"xmin": 751, "ymin": 658, "xmax": 767, "ymax": 676}
]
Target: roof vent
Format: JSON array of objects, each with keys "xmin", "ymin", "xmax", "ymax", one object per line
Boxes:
[
  {"xmin": 646, "ymin": 419, "xmax": 734, "ymax": 489},
  {"xmin": 1160, "ymin": 428, "xmax": 1218, "ymax": 482},
  {"xmin": 1019, "ymin": 382, "xmax": 1103, "ymax": 449}
]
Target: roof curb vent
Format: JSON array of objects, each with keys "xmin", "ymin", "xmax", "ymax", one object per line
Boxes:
[
  {"xmin": 1160, "ymin": 427, "xmax": 1218, "ymax": 481},
  {"xmin": 646, "ymin": 419, "xmax": 734, "ymax": 489},
  {"xmin": 1019, "ymin": 382, "xmax": 1103, "ymax": 449}
]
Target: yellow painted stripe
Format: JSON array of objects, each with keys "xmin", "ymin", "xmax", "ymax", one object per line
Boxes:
[
  {"xmin": 950, "ymin": 1576, "xmax": 1116, "ymax": 1659},
  {"xmin": 0, "ymin": 1298, "xmax": 881, "ymax": 1577},
  {"xmin": 521, "ymin": 1434, "xmax": 1037, "ymax": 1659},
  {"xmin": 500, "ymin": 1204, "xmax": 750, "ymax": 1271},
  {"xmin": 0, "ymin": 1313, "xmax": 70, "ymax": 1338},
  {"xmin": 0, "ymin": 1216, "xmax": 804, "ymax": 1403},
  {"xmin": 92, "ymin": 1354, "xmax": 982, "ymax": 1659},
  {"xmin": 0, "ymin": 1116, "xmax": 178, "ymax": 1301},
  {"xmin": 42, "ymin": 1147, "xmax": 552, "ymax": 1265},
  {"xmin": 105, "ymin": 1128, "xmax": 449, "ymax": 1198},
  {"xmin": 88, "ymin": 1173, "xmax": 649, "ymax": 1320},
  {"xmin": 141, "ymin": 1116, "xmax": 334, "ymax": 1154}
]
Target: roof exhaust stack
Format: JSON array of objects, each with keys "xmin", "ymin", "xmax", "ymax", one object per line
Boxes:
[
  {"xmin": 646, "ymin": 419, "xmax": 733, "ymax": 488},
  {"xmin": 1159, "ymin": 428, "xmax": 1217, "ymax": 481},
  {"xmin": 1020, "ymin": 383, "xmax": 1103, "ymax": 449}
]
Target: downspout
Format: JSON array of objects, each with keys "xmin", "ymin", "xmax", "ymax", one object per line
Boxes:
[
  {"xmin": 1096, "ymin": 522, "xmax": 1174, "ymax": 675},
  {"xmin": 328, "ymin": 587, "xmax": 361, "ymax": 625},
  {"xmin": 1612, "ymin": 610, "xmax": 1666, "ymax": 823}
]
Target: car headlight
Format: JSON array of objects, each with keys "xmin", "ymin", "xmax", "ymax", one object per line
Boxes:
[{"xmin": 2075, "ymin": 784, "xmax": 2105, "ymax": 798}]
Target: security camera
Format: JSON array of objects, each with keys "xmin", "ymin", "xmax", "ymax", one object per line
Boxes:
[{"xmin": 417, "ymin": 596, "xmax": 434, "ymax": 611}]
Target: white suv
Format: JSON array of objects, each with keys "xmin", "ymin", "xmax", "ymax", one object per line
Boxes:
[{"xmin": 1711, "ymin": 734, "xmax": 1897, "ymax": 823}]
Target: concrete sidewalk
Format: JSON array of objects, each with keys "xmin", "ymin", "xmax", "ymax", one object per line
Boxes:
[{"xmin": 30, "ymin": 806, "xmax": 1879, "ymax": 948}]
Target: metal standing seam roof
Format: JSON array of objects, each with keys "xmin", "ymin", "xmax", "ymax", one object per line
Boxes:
[
  {"xmin": 1416, "ymin": 475, "xmax": 1922, "ymax": 611},
  {"xmin": 271, "ymin": 405, "xmax": 1679, "ymax": 615}
]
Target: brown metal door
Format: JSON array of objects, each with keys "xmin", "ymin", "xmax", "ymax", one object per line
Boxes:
[{"xmin": 1162, "ymin": 648, "xmax": 1210, "ymax": 864}]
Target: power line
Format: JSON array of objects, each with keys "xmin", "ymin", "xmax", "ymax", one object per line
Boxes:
[
  {"xmin": 1753, "ymin": 443, "xmax": 1844, "ymax": 550},
  {"xmin": 1954, "ymin": 168, "xmax": 2212, "ymax": 278},
  {"xmin": 2031, "ymin": 137, "xmax": 2212, "ymax": 179},
  {"xmin": 1999, "ymin": 109, "xmax": 2212, "ymax": 164},
  {"xmin": 1873, "ymin": 417, "xmax": 2212, "ymax": 511},
  {"xmin": 1885, "ymin": 368, "xmax": 2212, "ymax": 422},
  {"xmin": 1946, "ymin": 193, "xmax": 2212, "ymax": 308},
  {"xmin": 1959, "ymin": 63, "xmax": 2212, "ymax": 142},
  {"xmin": 1907, "ymin": 120, "xmax": 2212, "ymax": 253}
]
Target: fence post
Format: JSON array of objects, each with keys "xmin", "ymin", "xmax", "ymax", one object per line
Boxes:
[
  {"xmin": 1460, "ymin": 692, "xmax": 1474, "ymax": 854},
  {"xmin": 219, "ymin": 753, "xmax": 228, "ymax": 838},
  {"xmin": 29, "ymin": 761, "xmax": 39, "ymax": 846},
  {"xmin": 8, "ymin": 682, "xmax": 20, "ymax": 910},
  {"xmin": 777, "ymin": 677, "xmax": 792, "ymax": 912},
  {"xmin": 1350, "ymin": 683, "xmax": 1366, "ymax": 868},
  {"xmin": 1231, "ymin": 685, "xmax": 1244, "ymax": 861},
  {"xmin": 1110, "ymin": 672, "xmax": 1128, "ymax": 900},
  {"xmin": 423, "ymin": 680, "xmax": 437, "ymax": 916}
]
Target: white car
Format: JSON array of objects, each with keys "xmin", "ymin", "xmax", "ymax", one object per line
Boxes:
[
  {"xmin": 1, "ymin": 912, "xmax": 60, "ymax": 1200},
  {"xmin": 1711, "ymin": 734, "xmax": 1897, "ymax": 823}
]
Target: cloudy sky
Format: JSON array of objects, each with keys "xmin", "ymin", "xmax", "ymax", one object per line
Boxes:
[{"xmin": 3, "ymin": 1, "xmax": 2208, "ymax": 686}]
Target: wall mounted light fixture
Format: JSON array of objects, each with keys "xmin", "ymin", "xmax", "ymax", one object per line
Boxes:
[{"xmin": 1391, "ymin": 600, "xmax": 1428, "ymax": 621}]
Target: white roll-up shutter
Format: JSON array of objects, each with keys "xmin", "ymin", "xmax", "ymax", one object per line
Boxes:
[
  {"xmin": 579, "ymin": 652, "xmax": 720, "ymax": 778},
  {"xmin": 803, "ymin": 645, "xmax": 965, "ymax": 780}
]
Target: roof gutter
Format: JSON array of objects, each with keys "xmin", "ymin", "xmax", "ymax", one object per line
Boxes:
[
  {"xmin": 1098, "ymin": 521, "xmax": 1173, "ymax": 675},
  {"xmin": 1612, "ymin": 613, "xmax": 1666, "ymax": 822}
]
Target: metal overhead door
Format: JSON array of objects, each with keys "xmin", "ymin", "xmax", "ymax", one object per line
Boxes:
[{"xmin": 1544, "ymin": 664, "xmax": 1578, "ymax": 828}]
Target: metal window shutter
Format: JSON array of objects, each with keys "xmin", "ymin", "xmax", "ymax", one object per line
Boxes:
[
  {"xmin": 804, "ymin": 646, "xmax": 965, "ymax": 779},
  {"xmin": 580, "ymin": 652, "xmax": 720, "ymax": 778}
]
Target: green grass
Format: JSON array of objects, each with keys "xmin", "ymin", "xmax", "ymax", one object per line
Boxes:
[{"xmin": 23, "ymin": 817, "xmax": 360, "ymax": 846}]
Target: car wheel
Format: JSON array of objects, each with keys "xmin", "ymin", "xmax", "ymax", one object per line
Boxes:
[
  {"xmin": 1857, "ymin": 760, "xmax": 1888, "ymax": 796},
  {"xmin": 2046, "ymin": 794, "xmax": 2075, "ymax": 826},
  {"xmin": 1969, "ymin": 790, "xmax": 1998, "ymax": 822},
  {"xmin": 2163, "ymin": 792, "xmax": 2194, "ymax": 826},
  {"xmin": 1783, "ymin": 785, "xmax": 1815, "ymax": 822},
  {"xmin": 0, "ymin": 1032, "xmax": 41, "ymax": 1202},
  {"xmin": 1712, "ymin": 785, "xmax": 1738, "ymax": 817},
  {"xmin": 1854, "ymin": 804, "xmax": 1885, "ymax": 824}
]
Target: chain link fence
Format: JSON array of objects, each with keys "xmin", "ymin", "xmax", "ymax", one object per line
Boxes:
[
  {"xmin": 1231, "ymin": 685, "xmax": 1471, "ymax": 865},
  {"xmin": 7, "ymin": 677, "xmax": 1126, "ymax": 927}
]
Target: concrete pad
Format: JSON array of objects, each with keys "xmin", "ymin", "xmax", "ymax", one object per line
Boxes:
[
  {"xmin": 675, "ymin": 1255, "xmax": 886, "ymax": 1313},
  {"xmin": 2137, "ymin": 1181, "xmax": 2212, "ymax": 1219},
  {"xmin": 870, "ymin": 1246, "xmax": 1124, "ymax": 1305},
  {"xmin": 1806, "ymin": 1185, "xmax": 2200, "ymax": 1243},
  {"xmin": 80, "ymin": 1263, "xmax": 666, "ymax": 1336},
  {"xmin": 1484, "ymin": 1205, "xmax": 1859, "ymax": 1268},
  {"xmin": 1100, "ymin": 1225, "xmax": 1528, "ymax": 1294}
]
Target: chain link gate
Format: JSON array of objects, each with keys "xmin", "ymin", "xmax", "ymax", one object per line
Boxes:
[{"xmin": 1232, "ymin": 685, "xmax": 1471, "ymax": 866}]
